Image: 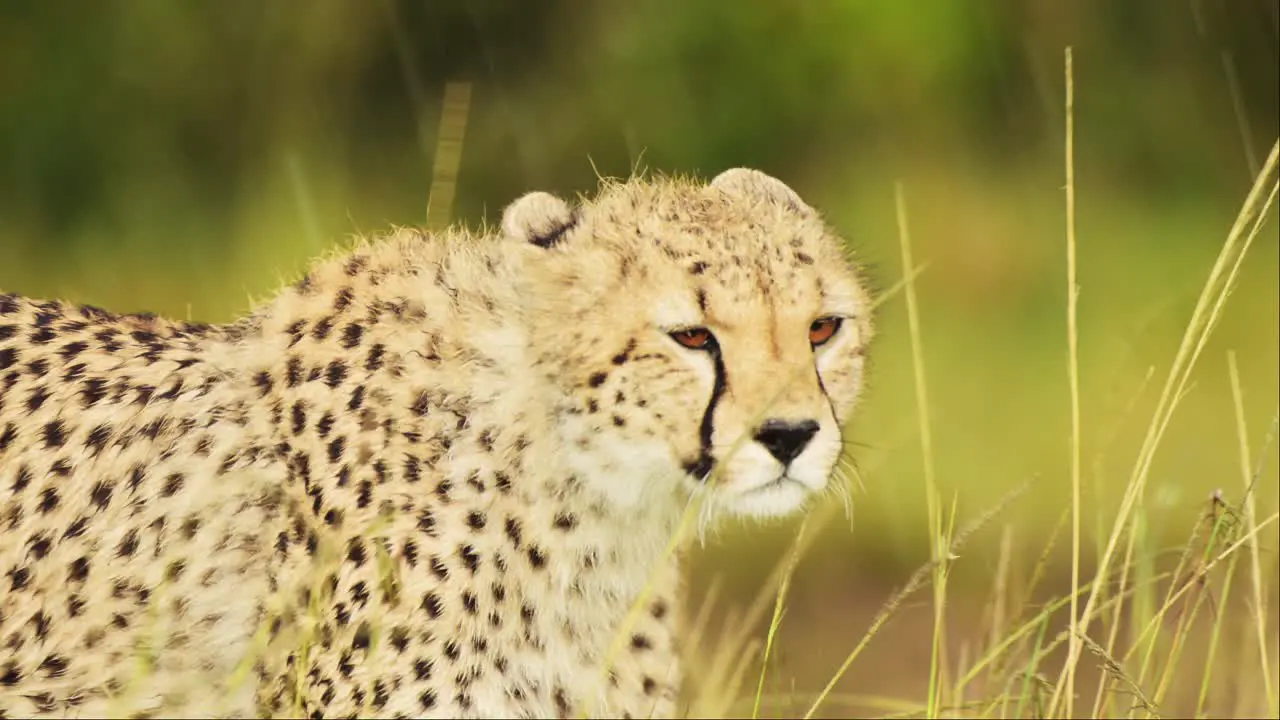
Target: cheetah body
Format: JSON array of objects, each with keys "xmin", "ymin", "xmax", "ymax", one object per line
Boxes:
[{"xmin": 0, "ymin": 169, "xmax": 874, "ymax": 718}]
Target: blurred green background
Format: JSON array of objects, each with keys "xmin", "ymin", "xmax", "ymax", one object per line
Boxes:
[{"xmin": 1, "ymin": 4, "xmax": 1277, "ymax": 700}]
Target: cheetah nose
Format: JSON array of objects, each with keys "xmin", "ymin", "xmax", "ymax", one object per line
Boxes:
[{"xmin": 753, "ymin": 419, "xmax": 820, "ymax": 465}]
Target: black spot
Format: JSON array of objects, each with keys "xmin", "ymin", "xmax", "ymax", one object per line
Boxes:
[
  {"xmin": 127, "ymin": 467, "xmax": 145, "ymax": 492},
  {"xmin": 504, "ymin": 517, "xmax": 522, "ymax": 547},
  {"xmin": 9, "ymin": 565, "xmax": 30, "ymax": 590},
  {"xmin": 341, "ymin": 323, "xmax": 364, "ymax": 349},
  {"xmin": 116, "ymin": 529, "xmax": 139, "ymax": 557},
  {"xmin": 527, "ymin": 546, "xmax": 547, "ymax": 569},
  {"xmin": 419, "ymin": 688, "xmax": 437, "ymax": 710},
  {"xmin": 327, "ymin": 436, "xmax": 345, "ymax": 464},
  {"xmin": 466, "ymin": 510, "xmax": 486, "ymax": 530},
  {"xmin": 410, "ymin": 390, "xmax": 430, "ymax": 416},
  {"xmin": 389, "ymin": 626, "xmax": 410, "ymax": 653},
  {"xmin": 324, "ymin": 360, "xmax": 347, "ymax": 388},
  {"xmin": 365, "ymin": 343, "xmax": 386, "ymax": 371},
  {"xmin": 553, "ymin": 512, "xmax": 577, "ymax": 531},
  {"xmin": 421, "ymin": 592, "xmax": 443, "ymax": 618},
  {"xmin": 56, "ymin": 341, "xmax": 87, "ymax": 360},
  {"xmin": 285, "ymin": 356, "xmax": 303, "ymax": 387},
  {"xmin": 458, "ymin": 544, "xmax": 480, "ymax": 573},
  {"xmin": 350, "ymin": 580, "xmax": 370, "ymax": 607},
  {"xmin": 588, "ymin": 372, "xmax": 607, "ymax": 388},
  {"xmin": 43, "ymin": 420, "xmax": 66, "ymax": 448},
  {"xmin": 417, "ymin": 509, "xmax": 437, "ymax": 536},
  {"xmin": 38, "ymin": 488, "xmax": 59, "ymax": 514},
  {"xmin": 82, "ymin": 424, "xmax": 112, "ymax": 456},
  {"xmin": 0, "ymin": 347, "xmax": 17, "ymax": 369},
  {"xmin": 253, "ymin": 370, "xmax": 273, "ymax": 397},
  {"xmin": 347, "ymin": 538, "xmax": 366, "ymax": 566},
  {"xmin": 651, "ymin": 599, "xmax": 669, "ymax": 619},
  {"xmin": 461, "ymin": 591, "xmax": 479, "ymax": 614},
  {"xmin": 347, "ymin": 385, "xmax": 365, "ymax": 411},
  {"xmin": 62, "ymin": 516, "xmax": 88, "ymax": 539},
  {"xmin": 611, "ymin": 339, "xmax": 637, "ymax": 365},
  {"xmin": 28, "ymin": 534, "xmax": 51, "ymax": 559},
  {"xmin": 25, "ymin": 386, "xmax": 48, "ymax": 412},
  {"xmin": 403, "ymin": 455, "xmax": 420, "ymax": 483},
  {"xmin": 81, "ymin": 378, "xmax": 106, "ymax": 407},
  {"xmin": 351, "ymin": 621, "xmax": 372, "ymax": 650},
  {"xmin": 333, "ymin": 287, "xmax": 354, "ymax": 312},
  {"xmin": 554, "ymin": 688, "xmax": 571, "ymax": 716},
  {"xmin": 631, "ymin": 633, "xmax": 653, "ymax": 650},
  {"xmin": 39, "ymin": 654, "xmax": 68, "ymax": 679},
  {"xmin": 311, "ymin": 316, "xmax": 335, "ymax": 340},
  {"xmin": 0, "ymin": 423, "xmax": 17, "ymax": 453},
  {"xmin": 291, "ymin": 402, "xmax": 307, "ymax": 435},
  {"xmin": 690, "ymin": 261, "xmax": 709, "ymax": 275},
  {"xmin": 161, "ymin": 473, "xmax": 184, "ymax": 497},
  {"xmin": 12, "ymin": 464, "xmax": 32, "ymax": 492},
  {"xmin": 31, "ymin": 609, "xmax": 51, "ymax": 639}
]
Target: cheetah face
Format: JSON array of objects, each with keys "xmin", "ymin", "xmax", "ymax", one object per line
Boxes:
[{"xmin": 509, "ymin": 169, "xmax": 874, "ymax": 521}]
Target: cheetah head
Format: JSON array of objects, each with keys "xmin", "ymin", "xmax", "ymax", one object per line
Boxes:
[{"xmin": 505, "ymin": 169, "xmax": 874, "ymax": 521}]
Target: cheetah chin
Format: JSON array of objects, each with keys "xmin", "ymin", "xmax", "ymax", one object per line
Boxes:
[{"xmin": 0, "ymin": 167, "xmax": 873, "ymax": 719}]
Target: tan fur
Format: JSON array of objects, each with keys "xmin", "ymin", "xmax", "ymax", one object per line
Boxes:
[{"xmin": 0, "ymin": 169, "xmax": 874, "ymax": 718}]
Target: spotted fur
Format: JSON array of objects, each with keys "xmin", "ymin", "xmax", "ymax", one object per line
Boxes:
[{"xmin": 0, "ymin": 169, "xmax": 875, "ymax": 718}]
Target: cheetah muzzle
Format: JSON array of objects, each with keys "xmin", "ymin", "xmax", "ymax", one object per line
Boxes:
[{"xmin": 0, "ymin": 168, "xmax": 874, "ymax": 718}]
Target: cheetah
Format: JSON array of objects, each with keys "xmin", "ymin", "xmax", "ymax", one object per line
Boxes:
[{"xmin": 0, "ymin": 168, "xmax": 875, "ymax": 718}]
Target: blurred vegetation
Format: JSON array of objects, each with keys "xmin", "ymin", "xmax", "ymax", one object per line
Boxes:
[{"xmin": 2, "ymin": 0, "xmax": 1277, "ymax": 577}]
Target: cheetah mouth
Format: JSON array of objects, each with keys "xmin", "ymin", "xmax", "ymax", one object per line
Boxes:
[{"xmin": 745, "ymin": 473, "xmax": 806, "ymax": 496}]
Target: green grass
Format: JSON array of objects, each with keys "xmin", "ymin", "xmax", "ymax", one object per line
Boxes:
[{"xmin": 674, "ymin": 90, "xmax": 1280, "ymax": 720}]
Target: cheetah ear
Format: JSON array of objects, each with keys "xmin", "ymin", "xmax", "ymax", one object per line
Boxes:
[
  {"xmin": 710, "ymin": 168, "xmax": 813, "ymax": 215},
  {"xmin": 501, "ymin": 191, "xmax": 578, "ymax": 249}
]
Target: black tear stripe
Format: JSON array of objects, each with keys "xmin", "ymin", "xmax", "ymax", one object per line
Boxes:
[
  {"xmin": 814, "ymin": 364, "xmax": 838, "ymax": 433},
  {"xmin": 685, "ymin": 349, "xmax": 726, "ymax": 481}
]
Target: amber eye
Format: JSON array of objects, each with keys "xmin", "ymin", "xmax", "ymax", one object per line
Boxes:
[
  {"xmin": 808, "ymin": 316, "xmax": 842, "ymax": 347},
  {"xmin": 669, "ymin": 327, "xmax": 717, "ymax": 351}
]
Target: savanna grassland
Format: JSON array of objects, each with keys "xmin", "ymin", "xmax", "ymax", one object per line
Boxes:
[{"xmin": 1, "ymin": 2, "xmax": 1277, "ymax": 717}]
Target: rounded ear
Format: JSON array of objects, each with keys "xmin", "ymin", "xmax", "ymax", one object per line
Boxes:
[
  {"xmin": 710, "ymin": 168, "xmax": 813, "ymax": 215},
  {"xmin": 501, "ymin": 191, "xmax": 578, "ymax": 248}
]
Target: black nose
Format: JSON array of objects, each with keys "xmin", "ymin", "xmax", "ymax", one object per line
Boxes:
[{"xmin": 753, "ymin": 419, "xmax": 820, "ymax": 465}]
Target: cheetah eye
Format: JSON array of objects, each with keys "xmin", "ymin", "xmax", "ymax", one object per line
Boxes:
[
  {"xmin": 669, "ymin": 327, "xmax": 718, "ymax": 351},
  {"xmin": 808, "ymin": 316, "xmax": 842, "ymax": 347}
]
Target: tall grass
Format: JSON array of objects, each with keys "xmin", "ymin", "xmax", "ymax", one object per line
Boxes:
[{"xmin": 679, "ymin": 52, "xmax": 1280, "ymax": 720}]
